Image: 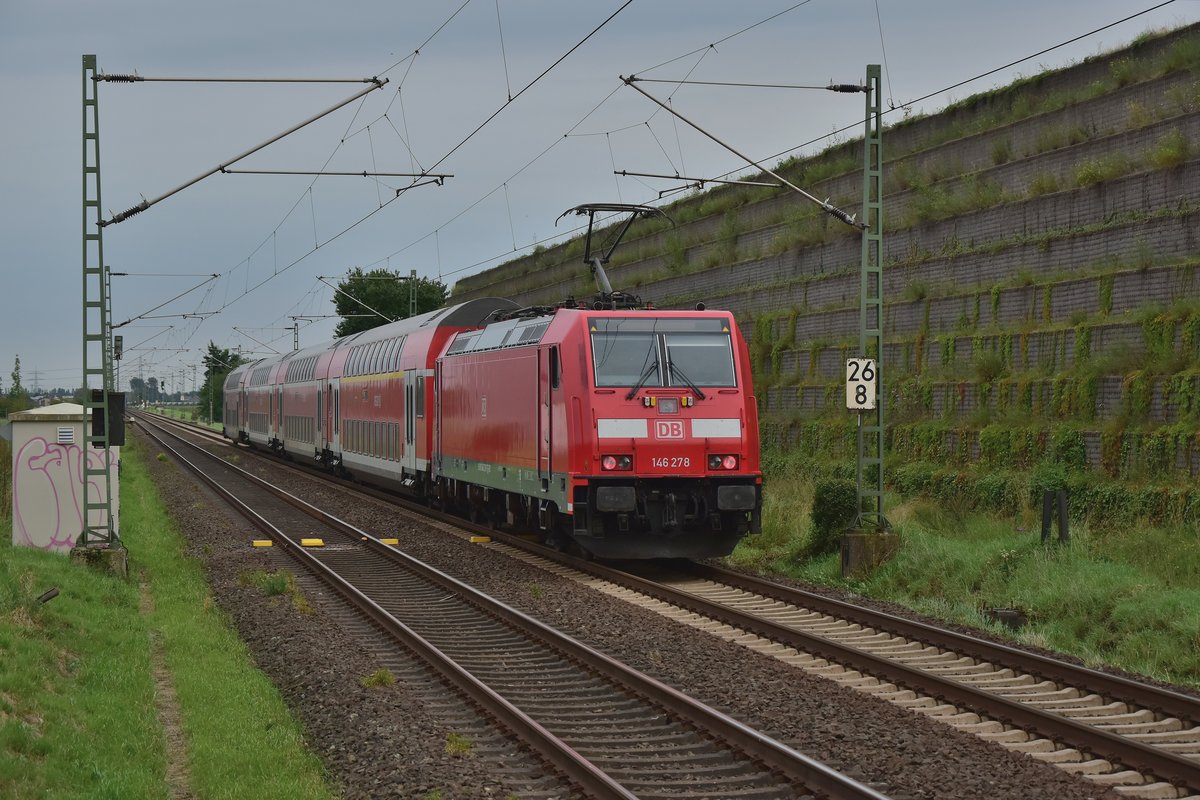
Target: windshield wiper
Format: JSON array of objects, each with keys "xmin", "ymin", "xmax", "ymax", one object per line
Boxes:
[
  {"xmin": 668, "ymin": 360, "xmax": 706, "ymax": 400},
  {"xmin": 624, "ymin": 361, "xmax": 659, "ymax": 400}
]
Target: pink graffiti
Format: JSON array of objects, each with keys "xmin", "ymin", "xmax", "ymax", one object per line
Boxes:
[{"xmin": 12, "ymin": 436, "xmax": 115, "ymax": 553}]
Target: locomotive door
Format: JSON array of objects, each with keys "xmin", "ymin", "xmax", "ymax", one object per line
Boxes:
[{"xmin": 538, "ymin": 347, "xmax": 553, "ymax": 491}]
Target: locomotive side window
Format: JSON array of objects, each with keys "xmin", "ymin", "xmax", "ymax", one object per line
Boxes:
[
  {"xmin": 664, "ymin": 333, "xmax": 736, "ymax": 387},
  {"xmin": 550, "ymin": 347, "xmax": 561, "ymax": 389}
]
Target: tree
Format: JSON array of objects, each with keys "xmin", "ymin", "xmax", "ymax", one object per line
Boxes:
[
  {"xmin": 332, "ymin": 268, "xmax": 447, "ymax": 337},
  {"xmin": 197, "ymin": 342, "xmax": 248, "ymax": 425},
  {"xmin": 128, "ymin": 376, "xmax": 147, "ymax": 405},
  {"xmin": 7, "ymin": 355, "xmax": 29, "ymax": 413},
  {"xmin": 10, "ymin": 355, "xmax": 23, "ymax": 399}
]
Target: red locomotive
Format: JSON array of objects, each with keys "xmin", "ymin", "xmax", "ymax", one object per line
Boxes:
[{"xmin": 224, "ymin": 205, "xmax": 762, "ymax": 559}]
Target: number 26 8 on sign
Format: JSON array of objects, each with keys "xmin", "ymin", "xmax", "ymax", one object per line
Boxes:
[{"xmin": 845, "ymin": 358, "xmax": 877, "ymax": 410}]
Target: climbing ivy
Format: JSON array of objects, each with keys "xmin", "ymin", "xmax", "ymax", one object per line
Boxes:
[
  {"xmin": 1074, "ymin": 323, "xmax": 1092, "ymax": 362},
  {"xmin": 1099, "ymin": 273, "xmax": 1115, "ymax": 314}
]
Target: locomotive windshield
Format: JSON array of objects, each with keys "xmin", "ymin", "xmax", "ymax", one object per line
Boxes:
[{"xmin": 591, "ymin": 317, "xmax": 736, "ymax": 388}]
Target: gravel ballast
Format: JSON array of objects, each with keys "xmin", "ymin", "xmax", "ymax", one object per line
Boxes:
[{"xmin": 139, "ymin": 428, "xmax": 1122, "ymax": 800}]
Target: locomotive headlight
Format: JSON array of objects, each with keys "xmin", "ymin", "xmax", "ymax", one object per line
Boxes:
[{"xmin": 602, "ymin": 454, "xmax": 632, "ymax": 471}]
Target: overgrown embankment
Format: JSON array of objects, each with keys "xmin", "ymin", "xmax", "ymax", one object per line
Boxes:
[{"xmin": 455, "ymin": 23, "xmax": 1200, "ymax": 526}]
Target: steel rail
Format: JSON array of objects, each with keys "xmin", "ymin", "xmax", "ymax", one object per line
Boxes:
[
  {"xmin": 686, "ymin": 562, "xmax": 1200, "ymax": 727},
  {"xmin": 555, "ymin": 554, "xmax": 1200, "ymax": 795},
  {"xmin": 136, "ymin": 413, "xmax": 892, "ymax": 800},
  {"xmin": 134, "ymin": 417, "xmax": 636, "ymax": 800}
]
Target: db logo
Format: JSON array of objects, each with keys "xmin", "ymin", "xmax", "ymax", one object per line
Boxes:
[{"xmin": 655, "ymin": 420, "xmax": 685, "ymax": 439}]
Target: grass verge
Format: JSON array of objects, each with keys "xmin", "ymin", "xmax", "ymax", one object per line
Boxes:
[
  {"xmin": 0, "ymin": 520, "xmax": 166, "ymax": 799},
  {"xmin": 0, "ymin": 433, "xmax": 336, "ymax": 799},
  {"xmin": 729, "ymin": 474, "xmax": 1200, "ymax": 688},
  {"xmin": 120, "ymin": 434, "xmax": 334, "ymax": 799}
]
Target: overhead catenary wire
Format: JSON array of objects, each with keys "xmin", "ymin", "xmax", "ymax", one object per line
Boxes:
[
  {"xmin": 219, "ymin": 169, "xmax": 452, "ymax": 179},
  {"xmin": 630, "ymin": 78, "xmax": 854, "ymax": 90},
  {"xmin": 99, "ymin": 79, "xmax": 389, "ymax": 226},
  {"xmin": 632, "ymin": 0, "xmax": 818, "ymax": 75},
  {"xmin": 495, "ymin": 0, "xmax": 513, "ymax": 101},
  {"xmin": 686, "ymin": 0, "xmax": 1181, "ymax": 193},
  {"xmin": 114, "ymin": 275, "xmax": 219, "ymax": 329},
  {"xmin": 620, "ymin": 76, "xmax": 863, "ymax": 228},
  {"xmin": 96, "ymin": 75, "xmax": 380, "ymax": 84},
  {"xmin": 232, "ymin": 327, "xmax": 281, "ymax": 354},
  {"xmin": 614, "ymin": 170, "xmax": 779, "ymax": 189},
  {"xmin": 316, "ymin": 276, "xmax": 397, "ymax": 324},
  {"xmin": 151, "ymin": 0, "xmax": 634, "ymax": 362},
  {"xmin": 418, "ymin": 1, "xmax": 821, "ymax": 267},
  {"xmin": 874, "ymin": 0, "xmax": 897, "ymax": 109},
  {"xmin": 135, "ymin": 2, "xmax": 1181, "ymax": 379}
]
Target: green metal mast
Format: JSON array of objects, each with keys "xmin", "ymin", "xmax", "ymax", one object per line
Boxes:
[
  {"xmin": 80, "ymin": 54, "xmax": 117, "ymax": 547},
  {"xmin": 856, "ymin": 64, "xmax": 886, "ymax": 528}
]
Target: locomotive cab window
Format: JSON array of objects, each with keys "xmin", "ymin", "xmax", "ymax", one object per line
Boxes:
[
  {"xmin": 590, "ymin": 318, "xmax": 736, "ymax": 389},
  {"xmin": 664, "ymin": 333, "xmax": 735, "ymax": 387},
  {"xmin": 591, "ymin": 333, "xmax": 656, "ymax": 387}
]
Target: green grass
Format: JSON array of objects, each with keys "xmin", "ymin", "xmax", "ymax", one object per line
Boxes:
[
  {"xmin": 445, "ymin": 732, "xmax": 473, "ymax": 757},
  {"xmin": 359, "ymin": 669, "xmax": 395, "ymax": 689},
  {"xmin": 729, "ymin": 482, "xmax": 1200, "ymax": 688},
  {"xmin": 1148, "ymin": 128, "xmax": 1190, "ymax": 170},
  {"xmin": 0, "ymin": 526, "xmax": 167, "ymax": 799},
  {"xmin": 1074, "ymin": 153, "xmax": 1133, "ymax": 187},
  {"xmin": 152, "ymin": 406, "xmax": 222, "ymax": 432},
  {"xmin": 0, "ymin": 435, "xmax": 336, "ymax": 799}
]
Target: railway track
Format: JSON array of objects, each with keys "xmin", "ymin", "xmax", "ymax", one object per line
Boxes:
[
  {"xmin": 531, "ymin": 555, "xmax": 1200, "ymax": 800},
  {"xmin": 140, "ymin": 411, "xmax": 1200, "ymax": 798},
  {"xmin": 135, "ymin": 413, "xmax": 891, "ymax": 800}
]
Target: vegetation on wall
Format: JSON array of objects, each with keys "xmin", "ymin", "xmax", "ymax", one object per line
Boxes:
[{"xmin": 449, "ymin": 25, "xmax": 1200, "ymax": 525}]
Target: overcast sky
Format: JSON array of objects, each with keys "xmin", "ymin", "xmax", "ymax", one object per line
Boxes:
[{"xmin": 1, "ymin": 0, "xmax": 1196, "ymax": 395}]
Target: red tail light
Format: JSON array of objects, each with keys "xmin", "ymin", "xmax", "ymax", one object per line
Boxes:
[
  {"xmin": 708, "ymin": 454, "xmax": 739, "ymax": 471},
  {"xmin": 602, "ymin": 455, "xmax": 632, "ymax": 471}
]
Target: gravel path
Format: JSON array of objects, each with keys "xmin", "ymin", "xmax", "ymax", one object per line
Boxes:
[{"xmin": 141, "ymin": 430, "xmax": 1120, "ymax": 800}]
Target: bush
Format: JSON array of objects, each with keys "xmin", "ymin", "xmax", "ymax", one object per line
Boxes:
[
  {"xmin": 1029, "ymin": 460, "xmax": 1068, "ymax": 505},
  {"xmin": 1050, "ymin": 428, "xmax": 1088, "ymax": 471},
  {"xmin": 809, "ymin": 478, "xmax": 858, "ymax": 556}
]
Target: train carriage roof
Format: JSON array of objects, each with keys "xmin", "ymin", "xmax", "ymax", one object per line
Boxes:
[{"xmin": 222, "ymin": 297, "xmax": 519, "ymax": 384}]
